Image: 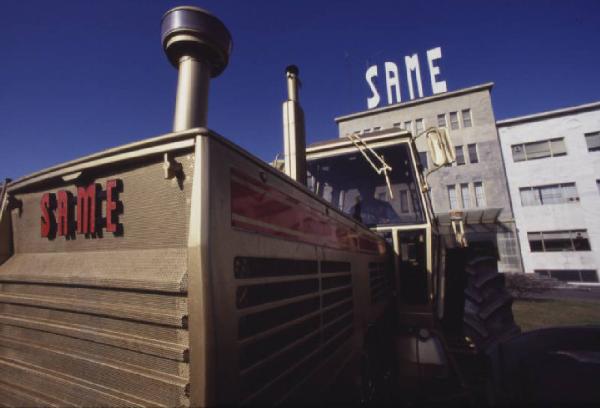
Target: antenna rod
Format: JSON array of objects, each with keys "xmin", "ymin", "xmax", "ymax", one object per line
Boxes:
[{"xmin": 282, "ymin": 65, "xmax": 307, "ymax": 185}]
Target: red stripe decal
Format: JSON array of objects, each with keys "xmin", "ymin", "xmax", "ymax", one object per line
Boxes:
[{"xmin": 230, "ymin": 169, "xmax": 385, "ymax": 255}]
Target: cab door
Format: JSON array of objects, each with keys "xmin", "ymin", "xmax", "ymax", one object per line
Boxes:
[{"xmin": 393, "ymin": 227, "xmax": 434, "ymax": 327}]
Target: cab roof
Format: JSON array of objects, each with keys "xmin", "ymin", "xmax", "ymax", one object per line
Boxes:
[{"xmin": 307, "ymin": 128, "xmax": 412, "ymax": 155}]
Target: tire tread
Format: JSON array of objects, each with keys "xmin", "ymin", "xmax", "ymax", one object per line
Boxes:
[{"xmin": 463, "ymin": 257, "xmax": 521, "ymax": 352}]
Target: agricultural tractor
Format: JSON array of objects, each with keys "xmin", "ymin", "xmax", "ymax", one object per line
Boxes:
[{"xmin": 0, "ymin": 5, "xmax": 598, "ymax": 407}]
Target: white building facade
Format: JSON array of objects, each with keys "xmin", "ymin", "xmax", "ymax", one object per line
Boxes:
[{"xmin": 497, "ymin": 102, "xmax": 600, "ymax": 283}]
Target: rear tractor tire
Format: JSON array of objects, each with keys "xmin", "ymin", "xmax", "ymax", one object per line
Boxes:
[{"xmin": 463, "ymin": 256, "xmax": 521, "ymax": 353}]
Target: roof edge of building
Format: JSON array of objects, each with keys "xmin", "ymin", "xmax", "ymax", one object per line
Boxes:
[
  {"xmin": 334, "ymin": 82, "xmax": 495, "ymax": 123},
  {"xmin": 497, "ymin": 100, "xmax": 600, "ymax": 127}
]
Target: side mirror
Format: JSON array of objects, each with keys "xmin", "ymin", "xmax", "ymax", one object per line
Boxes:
[{"xmin": 426, "ymin": 128, "xmax": 455, "ymax": 167}]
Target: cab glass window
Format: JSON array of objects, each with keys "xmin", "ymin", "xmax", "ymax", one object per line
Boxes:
[{"xmin": 307, "ymin": 143, "xmax": 425, "ymax": 227}]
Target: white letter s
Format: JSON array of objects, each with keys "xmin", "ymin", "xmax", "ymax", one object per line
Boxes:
[{"xmin": 366, "ymin": 65, "xmax": 380, "ymax": 109}]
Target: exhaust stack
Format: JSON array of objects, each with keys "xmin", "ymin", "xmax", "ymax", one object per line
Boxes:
[
  {"xmin": 161, "ymin": 6, "xmax": 232, "ymax": 131},
  {"xmin": 282, "ymin": 65, "xmax": 307, "ymax": 185}
]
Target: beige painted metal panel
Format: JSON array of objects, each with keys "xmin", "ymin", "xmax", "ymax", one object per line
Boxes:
[
  {"xmin": 0, "ymin": 129, "xmax": 392, "ymax": 406},
  {"xmin": 0, "ymin": 248, "xmax": 188, "ymax": 292},
  {"xmin": 186, "ymin": 135, "xmax": 215, "ymax": 407},
  {"xmin": 206, "ymin": 134, "xmax": 390, "ymax": 405},
  {"xmin": 7, "ymin": 128, "xmax": 201, "ymax": 193},
  {"xmin": 11, "ymin": 154, "xmax": 193, "ymax": 254},
  {"xmin": 0, "ymin": 141, "xmax": 196, "ymax": 407}
]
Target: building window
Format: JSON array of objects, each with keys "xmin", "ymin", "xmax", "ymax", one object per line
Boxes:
[
  {"xmin": 497, "ymin": 231, "xmax": 521, "ymax": 271},
  {"xmin": 373, "ymin": 126, "xmax": 381, "ymax": 131},
  {"xmin": 399, "ymin": 190, "xmax": 409, "ymax": 213},
  {"xmin": 550, "ymin": 138, "xmax": 567, "ymax": 156},
  {"xmin": 415, "ymin": 118, "xmax": 424, "ymax": 134},
  {"xmin": 437, "ymin": 114, "xmax": 446, "ymax": 127},
  {"xmin": 393, "ymin": 122, "xmax": 401, "ymax": 128},
  {"xmin": 597, "ymin": 179, "xmax": 600, "ymax": 194},
  {"xmin": 511, "ymin": 138, "xmax": 566, "ymax": 162},
  {"xmin": 447, "ymin": 185, "xmax": 458, "ymax": 209},
  {"xmin": 528, "ymin": 229, "xmax": 591, "ymax": 252},
  {"xmin": 511, "ymin": 145, "xmax": 525, "ymax": 162},
  {"xmin": 585, "ymin": 131, "xmax": 600, "ymax": 152},
  {"xmin": 403, "ymin": 121, "xmax": 412, "ymax": 133},
  {"xmin": 460, "ymin": 183, "xmax": 471, "ymax": 209},
  {"xmin": 519, "ymin": 183, "xmax": 579, "ymax": 206},
  {"xmin": 455, "ymin": 145, "xmax": 465, "ymax": 165},
  {"xmin": 461, "ymin": 109, "xmax": 472, "ymax": 128},
  {"xmin": 363, "ymin": 128, "xmax": 371, "ymax": 134},
  {"xmin": 474, "ymin": 182, "xmax": 486, "ymax": 207},
  {"xmin": 419, "ymin": 151, "xmax": 428, "ymax": 170},
  {"xmin": 449, "ymin": 112, "xmax": 459, "ymax": 130},
  {"xmin": 467, "ymin": 143, "xmax": 478, "ymax": 163},
  {"xmin": 535, "ymin": 269, "xmax": 598, "ymax": 283}
]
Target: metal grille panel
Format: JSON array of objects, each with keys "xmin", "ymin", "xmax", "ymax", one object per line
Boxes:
[
  {"xmin": 0, "ymin": 251, "xmax": 190, "ymax": 407},
  {"xmin": 0, "ymin": 158, "xmax": 192, "ymax": 407},
  {"xmin": 369, "ymin": 262, "xmax": 390, "ymax": 304},
  {"xmin": 235, "ymin": 257, "xmax": 354, "ymax": 404}
]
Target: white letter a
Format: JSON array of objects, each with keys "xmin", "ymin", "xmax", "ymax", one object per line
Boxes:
[{"xmin": 384, "ymin": 62, "xmax": 401, "ymax": 104}]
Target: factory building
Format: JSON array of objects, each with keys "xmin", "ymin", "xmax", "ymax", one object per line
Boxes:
[{"xmin": 497, "ymin": 102, "xmax": 600, "ymax": 283}]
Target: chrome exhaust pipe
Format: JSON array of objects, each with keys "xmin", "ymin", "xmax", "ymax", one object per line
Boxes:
[
  {"xmin": 282, "ymin": 65, "xmax": 307, "ymax": 185},
  {"xmin": 161, "ymin": 6, "xmax": 232, "ymax": 131}
]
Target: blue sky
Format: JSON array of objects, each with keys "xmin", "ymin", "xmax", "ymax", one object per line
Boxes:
[{"xmin": 1, "ymin": 0, "xmax": 599, "ymax": 180}]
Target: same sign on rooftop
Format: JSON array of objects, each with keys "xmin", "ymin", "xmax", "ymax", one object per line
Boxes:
[{"xmin": 365, "ymin": 46, "xmax": 448, "ymax": 109}]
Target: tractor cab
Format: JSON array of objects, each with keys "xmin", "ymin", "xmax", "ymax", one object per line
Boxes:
[{"xmin": 306, "ymin": 129, "xmax": 452, "ymax": 328}]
